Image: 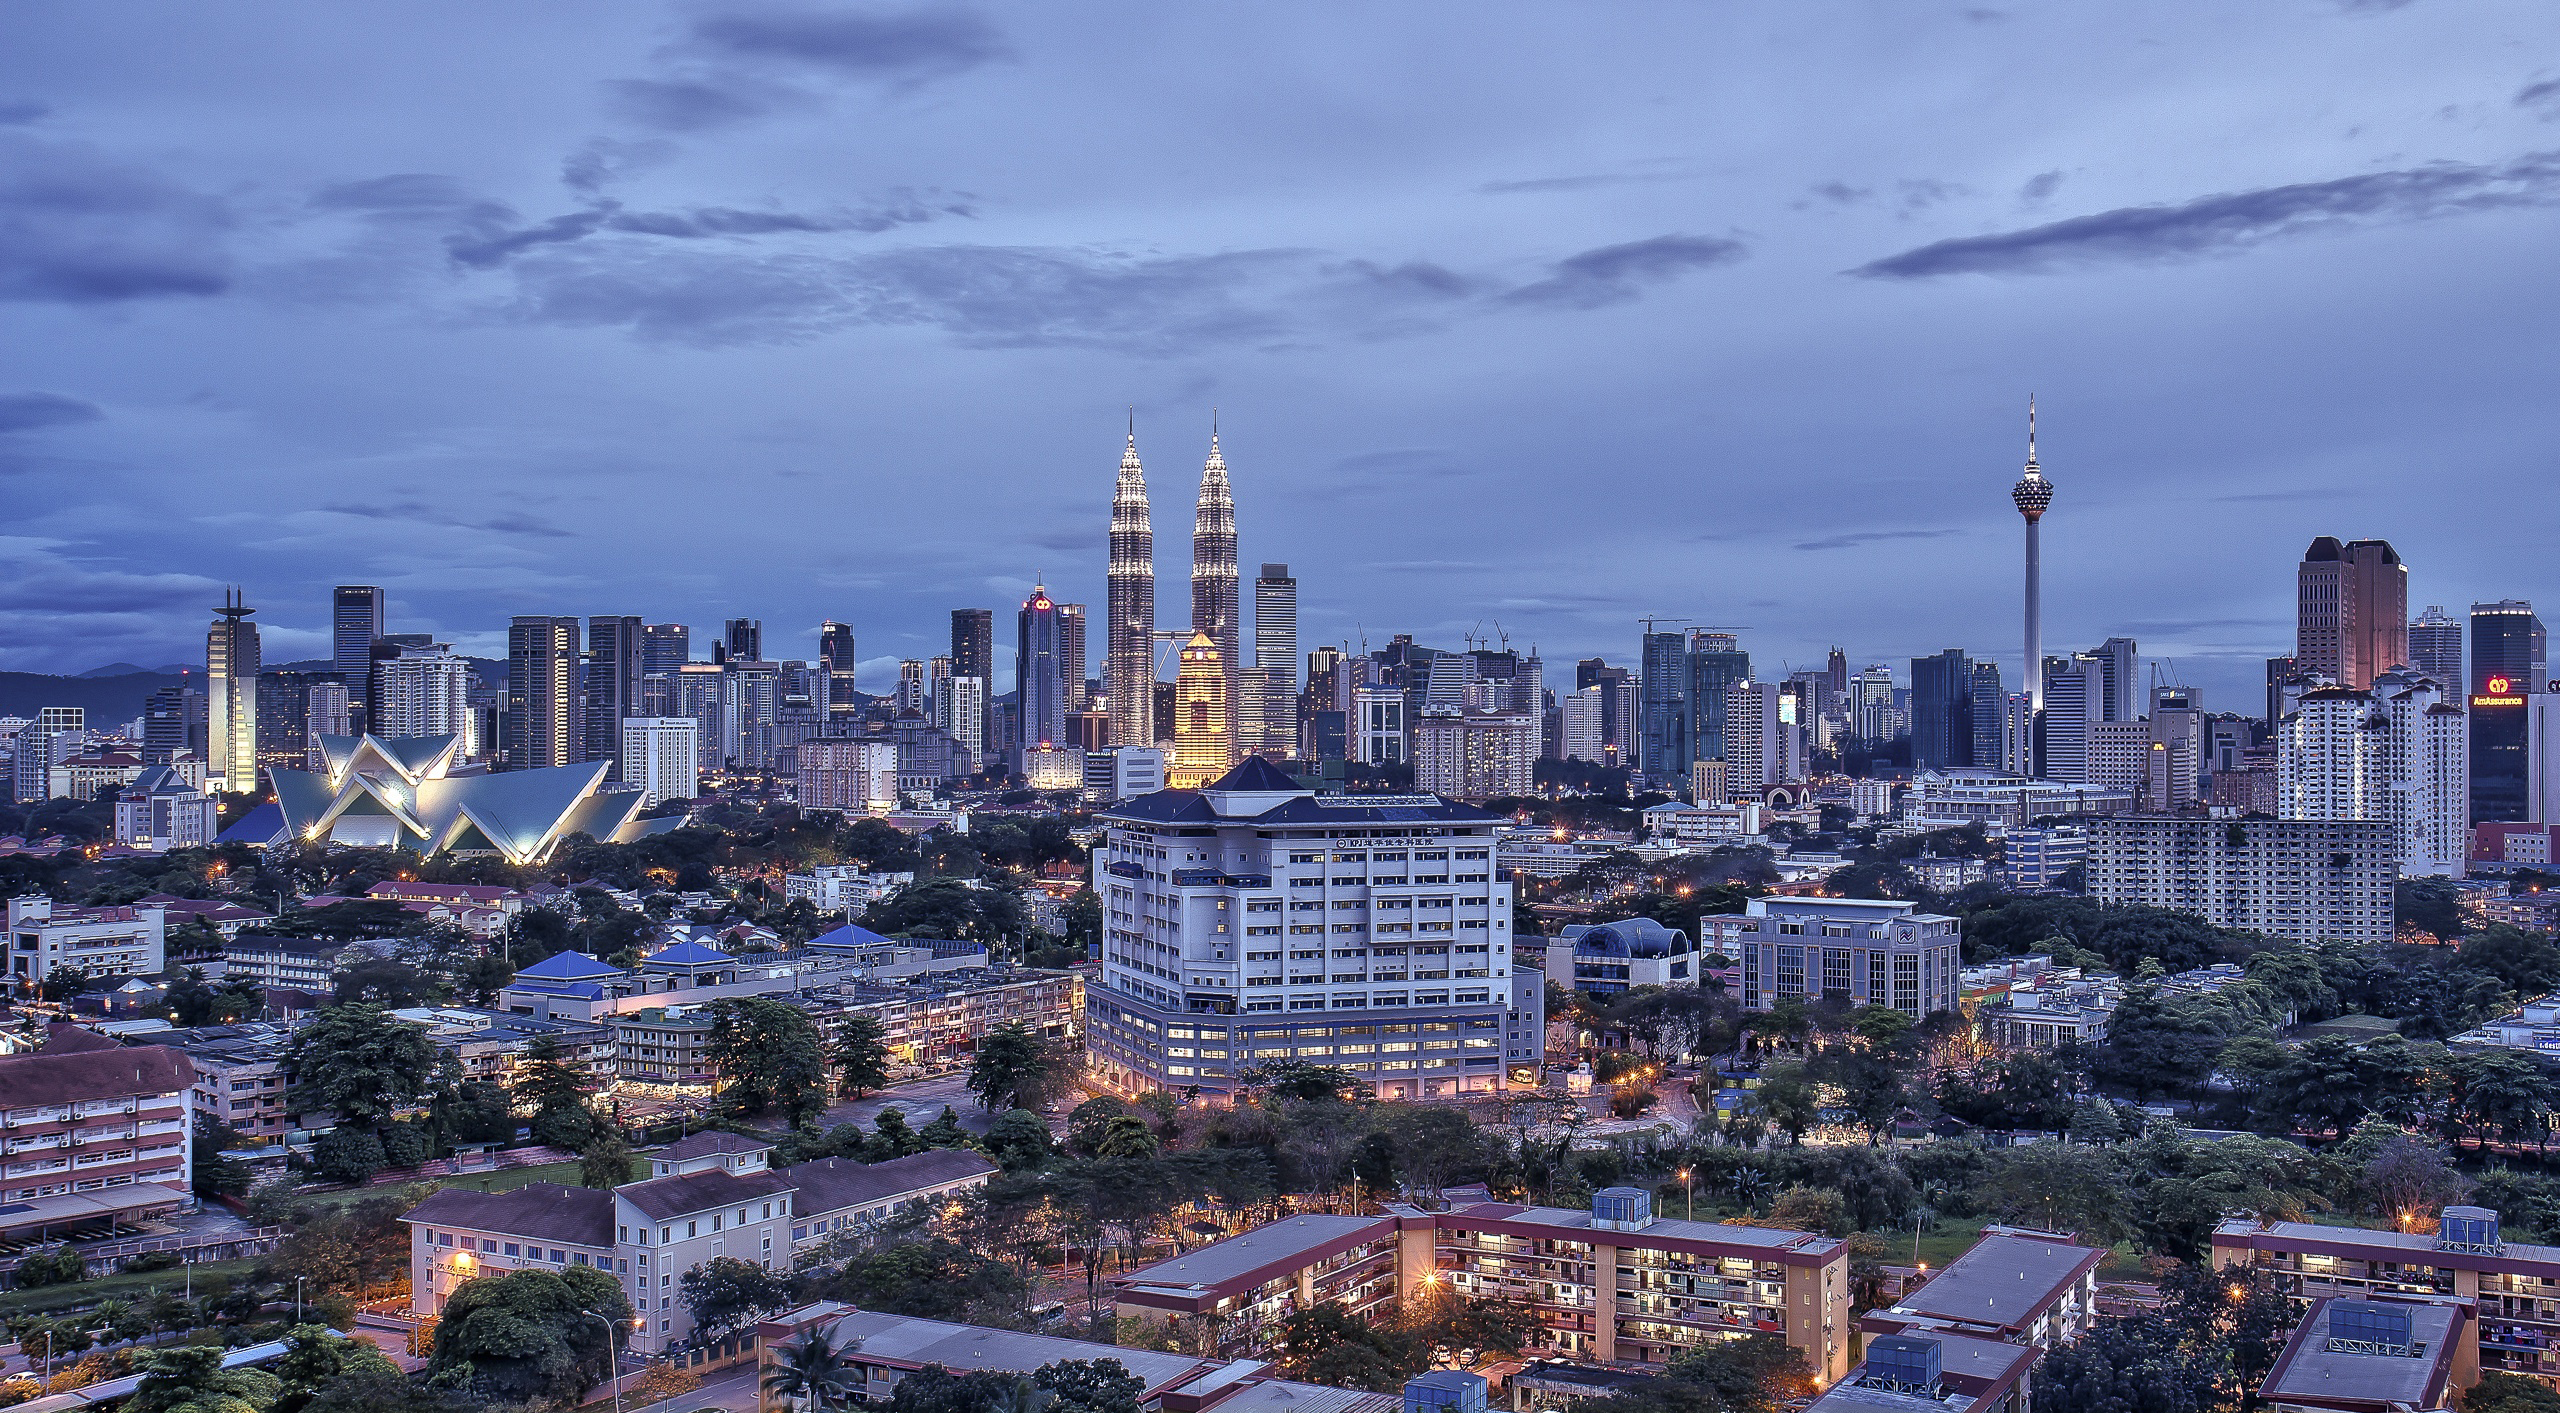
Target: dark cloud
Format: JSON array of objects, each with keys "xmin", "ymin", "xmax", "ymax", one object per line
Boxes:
[
  {"xmin": 1898, "ymin": 179, "xmax": 1964, "ymax": 210},
  {"xmin": 0, "ymin": 102, "xmax": 48, "ymax": 126},
  {"xmin": 1023, "ymin": 523, "xmax": 1101, "ymax": 553},
  {"xmin": 1323, "ymin": 259, "xmax": 1475, "ymax": 300},
  {"xmin": 1854, "ymin": 150, "xmax": 2560, "ymax": 278},
  {"xmin": 1503, "ymin": 234, "xmax": 1746, "ymax": 308},
  {"xmin": 2332, "ymin": 0, "xmax": 2415, "ymax": 10},
  {"xmin": 320, "ymin": 501, "xmax": 571, "ymax": 538},
  {"xmin": 2520, "ymin": 80, "xmax": 2560, "ymax": 116},
  {"xmin": 311, "ymin": 174, "xmax": 478, "ymax": 212},
  {"xmin": 561, "ymin": 138, "xmax": 677, "ymax": 194},
  {"xmin": 1809, "ymin": 181, "xmax": 1871, "ymax": 205},
  {"xmin": 604, "ymin": 77, "xmax": 781, "ymax": 132},
  {"xmin": 0, "ymin": 392, "xmax": 102, "ymax": 434},
  {"xmin": 447, "ymin": 208, "xmax": 615, "ymax": 268},
  {"xmin": 687, "ymin": 6, "xmax": 1010, "ymax": 82},
  {"xmin": 0, "ymin": 133, "xmax": 230, "ymax": 302},
  {"xmin": 1790, "ymin": 529, "xmax": 1963, "ymax": 551},
  {"xmin": 2020, "ymin": 170, "xmax": 2065, "ymax": 201},
  {"xmin": 1963, "ymin": 8, "xmax": 2008, "ymax": 21},
  {"xmin": 444, "ymin": 195, "xmax": 961, "ymax": 268}
]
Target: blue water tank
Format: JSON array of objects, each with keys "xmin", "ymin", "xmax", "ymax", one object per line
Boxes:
[
  {"xmin": 2439, "ymin": 1205, "xmax": 2501, "ymax": 1250},
  {"xmin": 1592, "ymin": 1187, "xmax": 1653, "ymax": 1230},
  {"xmin": 2328, "ymin": 1300, "xmax": 2414, "ymax": 1348},
  {"xmin": 1864, "ymin": 1335, "xmax": 1942, "ymax": 1389},
  {"xmin": 1404, "ymin": 1371, "xmax": 1487, "ymax": 1413}
]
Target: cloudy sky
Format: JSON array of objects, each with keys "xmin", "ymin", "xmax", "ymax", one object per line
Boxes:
[{"xmin": 2, "ymin": 1, "xmax": 2554, "ymax": 710}]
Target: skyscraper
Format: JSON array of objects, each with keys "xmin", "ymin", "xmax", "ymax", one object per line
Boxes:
[
  {"xmin": 819, "ymin": 620, "xmax": 859, "ymax": 715},
  {"xmin": 2011, "ymin": 400, "xmax": 2054, "ymax": 726},
  {"xmin": 1639, "ymin": 631, "xmax": 1689, "ymax": 782},
  {"xmin": 1969, "ymin": 660, "xmax": 2006, "ymax": 768},
  {"xmin": 1191, "ymin": 429, "xmax": 1240, "ymax": 739},
  {"xmin": 642, "ymin": 623, "xmax": 691, "ymax": 674},
  {"xmin": 896, "ymin": 659, "xmax": 926, "ymax": 715},
  {"xmin": 2410, "ymin": 606, "xmax": 2463, "ymax": 690},
  {"xmin": 1909, "ymin": 649, "xmax": 1973, "ymax": 771},
  {"xmin": 723, "ymin": 618, "xmax": 763, "ymax": 665},
  {"xmin": 584, "ymin": 615, "xmax": 644, "ymax": 765},
  {"xmin": 2089, "ymin": 637, "xmax": 2139, "ymax": 723},
  {"xmin": 1057, "ymin": 603, "xmax": 1088, "ymax": 707},
  {"xmin": 207, "ymin": 589, "xmax": 260, "ymax": 792},
  {"xmin": 2278, "ymin": 671, "xmax": 2468, "ymax": 875},
  {"xmin": 2471, "ymin": 599, "xmax": 2548, "ymax": 822},
  {"xmin": 1687, "ymin": 632, "xmax": 1749, "ymax": 766},
  {"xmin": 332, "ymin": 585, "xmax": 384, "ymax": 727},
  {"xmin": 375, "ymin": 644, "xmax": 474, "ymax": 749},
  {"xmin": 506, "ymin": 616, "xmax": 580, "ymax": 770},
  {"xmin": 2038, "ymin": 655, "xmax": 2102, "ymax": 785},
  {"xmin": 2296, "ymin": 537, "xmax": 2408, "ymax": 689},
  {"xmin": 1107, "ymin": 429, "xmax": 1155, "ymax": 753},
  {"xmin": 1017, "ymin": 583, "xmax": 1068, "ymax": 760},
  {"xmin": 1169, "ymin": 630, "xmax": 1233, "ymax": 787},
  {"xmin": 1255, "ymin": 564, "xmax": 1298, "ymax": 690}
]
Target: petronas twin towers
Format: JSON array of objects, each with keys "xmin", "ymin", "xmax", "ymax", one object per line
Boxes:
[{"xmin": 1106, "ymin": 423, "xmax": 1240, "ymax": 771}]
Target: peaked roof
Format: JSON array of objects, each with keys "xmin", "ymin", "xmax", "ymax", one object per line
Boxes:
[
  {"xmin": 644, "ymin": 940, "xmax": 735, "ymax": 966},
  {"xmin": 1207, "ymin": 756, "xmax": 1300, "ymax": 792},
  {"xmin": 215, "ymin": 802, "xmax": 286, "ymax": 846},
  {"xmin": 515, "ymin": 950, "xmax": 622, "ymax": 981},
  {"xmin": 810, "ymin": 922, "xmax": 899, "ymax": 950}
]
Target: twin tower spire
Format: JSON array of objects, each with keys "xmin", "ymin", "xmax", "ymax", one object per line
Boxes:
[{"xmin": 1106, "ymin": 420, "xmax": 1240, "ymax": 762}]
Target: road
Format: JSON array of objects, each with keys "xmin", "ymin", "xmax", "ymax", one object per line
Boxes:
[{"xmin": 817, "ymin": 1072, "xmax": 995, "ymax": 1136}]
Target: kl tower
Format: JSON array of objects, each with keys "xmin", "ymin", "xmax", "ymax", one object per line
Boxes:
[{"xmin": 2011, "ymin": 398, "xmax": 2054, "ymax": 762}]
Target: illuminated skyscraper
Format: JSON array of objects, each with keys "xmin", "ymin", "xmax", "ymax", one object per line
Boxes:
[
  {"xmin": 206, "ymin": 589, "xmax": 260, "ymax": 792},
  {"xmin": 332, "ymin": 585, "xmax": 383, "ymax": 728},
  {"xmin": 1107, "ymin": 429, "xmax": 1155, "ymax": 752},
  {"xmin": 1191, "ymin": 428, "xmax": 1240, "ymax": 744},
  {"xmin": 2297, "ymin": 537, "xmax": 2408, "ymax": 690},
  {"xmin": 1018, "ymin": 583, "xmax": 1068, "ymax": 761},
  {"xmin": 2410, "ymin": 605, "xmax": 2463, "ymax": 689},
  {"xmin": 819, "ymin": 620, "xmax": 859, "ymax": 715},
  {"xmin": 1169, "ymin": 630, "xmax": 1233, "ymax": 787},
  {"xmin": 506, "ymin": 616, "xmax": 580, "ymax": 769}
]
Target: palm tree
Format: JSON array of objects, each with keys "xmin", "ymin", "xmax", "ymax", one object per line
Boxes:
[{"xmin": 762, "ymin": 1326, "xmax": 862, "ymax": 1412}]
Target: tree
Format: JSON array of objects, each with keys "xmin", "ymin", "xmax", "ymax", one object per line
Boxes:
[
  {"xmin": 274, "ymin": 1323, "xmax": 402, "ymax": 1413},
  {"xmin": 165, "ymin": 967, "xmax": 221, "ymax": 1026},
  {"xmin": 508, "ymin": 1032, "xmax": 594, "ymax": 1131},
  {"xmin": 11, "ymin": 1245, "xmax": 82, "ymax": 1288},
  {"xmin": 984, "ymin": 1110, "xmax": 1052, "ymax": 1170},
  {"xmin": 762, "ymin": 1326, "xmax": 861, "ymax": 1412},
  {"xmin": 1765, "ymin": 1186, "xmax": 1849, "ymax": 1237},
  {"xmin": 968, "ymin": 1023, "xmax": 1056, "ymax": 1112},
  {"xmin": 708, "ymin": 998, "xmax": 831, "ymax": 1124},
  {"xmin": 833, "ymin": 1239, "xmax": 1028, "ymax": 1323},
  {"xmin": 285, "ymin": 1003, "xmax": 442, "ymax": 1126},
  {"xmin": 312, "ymin": 1127, "xmax": 389, "ymax": 1186},
  {"xmin": 2463, "ymin": 1371, "xmax": 2560, "ymax": 1413},
  {"xmin": 580, "ymin": 1132, "xmax": 634, "ymax": 1189},
  {"xmin": 425, "ymin": 1265, "xmax": 631, "ymax": 1405},
  {"xmin": 888, "ymin": 1367, "xmax": 1046, "ymax": 1413},
  {"xmin": 127, "ymin": 1345, "xmax": 283, "ymax": 1413},
  {"xmin": 1757, "ymin": 1062, "xmax": 1819, "ymax": 1145},
  {"xmin": 679, "ymin": 1256, "xmax": 795, "ymax": 1347},
  {"xmin": 1037, "ymin": 1359, "xmax": 1146, "ymax": 1413},
  {"xmin": 192, "ymin": 1115, "xmax": 255, "ymax": 1198},
  {"xmin": 36, "ymin": 965, "xmax": 92, "ymax": 1003},
  {"xmin": 303, "ymin": 1368, "xmax": 466, "ymax": 1413},
  {"xmin": 452, "ymin": 953, "xmax": 515, "ymax": 1005},
  {"xmin": 833, "ymin": 1013, "xmax": 892, "ymax": 1097}
]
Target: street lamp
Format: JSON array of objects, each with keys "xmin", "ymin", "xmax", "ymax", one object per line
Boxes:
[
  {"xmin": 579, "ymin": 1309, "xmax": 627, "ymax": 1413},
  {"xmin": 296, "ymin": 1276, "xmax": 306, "ymax": 1322},
  {"xmin": 1677, "ymin": 1168, "xmax": 1693, "ymax": 1222}
]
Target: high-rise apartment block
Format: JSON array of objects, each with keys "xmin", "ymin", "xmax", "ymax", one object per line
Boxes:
[
  {"xmin": 1086, "ymin": 757, "xmax": 1541, "ymax": 1102},
  {"xmin": 1561, "ymin": 686, "xmax": 1608, "ymax": 765},
  {"xmin": 797, "ymin": 738, "xmax": 897, "ymax": 815},
  {"xmin": 2297, "ymin": 537, "xmax": 2409, "ymax": 690},
  {"xmin": 12, "ymin": 708, "xmax": 81, "ymax": 803},
  {"xmin": 642, "ymin": 623, "xmax": 691, "ymax": 674},
  {"xmin": 1638, "ymin": 631, "xmax": 1689, "ymax": 783},
  {"xmin": 206, "ymin": 589, "xmax": 260, "ymax": 793},
  {"xmin": 583, "ymin": 616, "xmax": 644, "ymax": 765},
  {"xmin": 2412, "ymin": 605, "xmax": 2464, "ymax": 690},
  {"xmin": 2278, "ymin": 673, "xmax": 2468, "ymax": 876},
  {"xmin": 2087, "ymin": 816, "xmax": 2395, "ymax": 945},
  {"xmin": 619, "ymin": 718, "xmax": 700, "ymax": 807},
  {"xmin": 1413, "ymin": 709, "xmax": 1538, "ymax": 801},
  {"xmin": 373, "ymin": 645, "xmax": 474, "ymax": 751},
  {"xmin": 505, "ymin": 616, "xmax": 581, "ymax": 770}
]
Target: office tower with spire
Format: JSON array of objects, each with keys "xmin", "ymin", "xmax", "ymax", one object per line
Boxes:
[
  {"xmin": 2410, "ymin": 605, "xmax": 2463, "ymax": 689},
  {"xmin": 1191, "ymin": 427, "xmax": 1240, "ymax": 764},
  {"xmin": 2012, "ymin": 400, "xmax": 2054, "ymax": 764},
  {"xmin": 207, "ymin": 589, "xmax": 261, "ymax": 793},
  {"xmin": 1107, "ymin": 427, "xmax": 1155, "ymax": 752},
  {"xmin": 2297, "ymin": 537, "xmax": 2408, "ymax": 690}
]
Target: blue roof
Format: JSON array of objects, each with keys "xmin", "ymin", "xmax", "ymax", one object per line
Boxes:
[
  {"xmin": 644, "ymin": 940, "xmax": 736, "ymax": 966},
  {"xmin": 505, "ymin": 979, "xmax": 606, "ymax": 1000},
  {"xmin": 1564, "ymin": 918, "xmax": 1689, "ymax": 959},
  {"xmin": 215, "ymin": 802, "xmax": 285, "ymax": 846},
  {"xmin": 515, "ymin": 950, "xmax": 622, "ymax": 981},
  {"xmin": 809, "ymin": 923, "xmax": 899, "ymax": 952}
]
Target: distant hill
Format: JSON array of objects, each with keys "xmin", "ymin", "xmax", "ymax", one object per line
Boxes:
[
  {"xmin": 0, "ymin": 671, "xmax": 188, "ymax": 725},
  {"xmin": 78, "ymin": 662, "xmax": 192, "ymax": 678}
]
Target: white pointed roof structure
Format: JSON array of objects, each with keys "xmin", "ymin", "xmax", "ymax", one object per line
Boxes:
[{"xmin": 264, "ymin": 734, "xmax": 678, "ymax": 864}]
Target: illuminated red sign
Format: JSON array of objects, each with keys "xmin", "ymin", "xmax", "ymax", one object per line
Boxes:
[{"xmin": 2489, "ymin": 676, "xmax": 2514, "ymax": 694}]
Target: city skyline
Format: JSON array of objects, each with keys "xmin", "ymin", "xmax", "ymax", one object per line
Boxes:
[{"xmin": 3, "ymin": 5, "xmax": 2557, "ymax": 715}]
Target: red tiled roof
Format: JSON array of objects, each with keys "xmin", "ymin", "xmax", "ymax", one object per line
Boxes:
[{"xmin": 0, "ymin": 1044, "xmax": 192, "ymax": 1106}]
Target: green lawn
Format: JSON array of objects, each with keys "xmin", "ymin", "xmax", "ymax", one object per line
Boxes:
[
  {"xmin": 0, "ymin": 1257, "xmax": 263, "ymax": 1318},
  {"xmin": 1861, "ymin": 1215, "xmax": 2152, "ymax": 1282},
  {"xmin": 297, "ymin": 1156, "xmax": 639, "ymax": 1211}
]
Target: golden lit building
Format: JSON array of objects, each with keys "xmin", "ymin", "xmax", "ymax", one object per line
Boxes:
[{"xmin": 1168, "ymin": 630, "xmax": 1234, "ymax": 787}]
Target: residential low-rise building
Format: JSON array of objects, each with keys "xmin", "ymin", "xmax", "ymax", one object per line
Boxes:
[
  {"xmin": 167, "ymin": 1022, "xmax": 301, "ymax": 1142},
  {"xmin": 1995, "ymin": 826, "xmax": 2085, "ymax": 890},
  {"xmin": 2256, "ymin": 1295, "xmax": 2471, "ymax": 1413},
  {"xmin": 405, "ymin": 1132, "xmax": 996, "ymax": 1358},
  {"xmin": 782, "ymin": 867, "xmax": 914, "ymax": 914},
  {"xmin": 2212, "ymin": 1206, "xmax": 2536, "ymax": 1390},
  {"xmin": 0, "ymin": 1024, "xmax": 193, "ymax": 1226},
  {"xmin": 1111, "ymin": 1189, "xmax": 1851, "ymax": 1382},
  {"xmin": 609, "ymin": 1006, "xmax": 717, "ymax": 1086},
  {"xmin": 112, "ymin": 766, "xmax": 218, "ymax": 851},
  {"xmin": 1901, "ymin": 771, "xmax": 2133, "ymax": 830},
  {"xmin": 6, "ymin": 896, "xmax": 167, "ymax": 984},
  {"xmin": 1804, "ymin": 1331, "xmax": 2035, "ymax": 1413},
  {"xmin": 220, "ymin": 935, "xmax": 348, "ymax": 991},
  {"xmin": 1862, "ymin": 1226, "xmax": 2100, "ymax": 1348}
]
